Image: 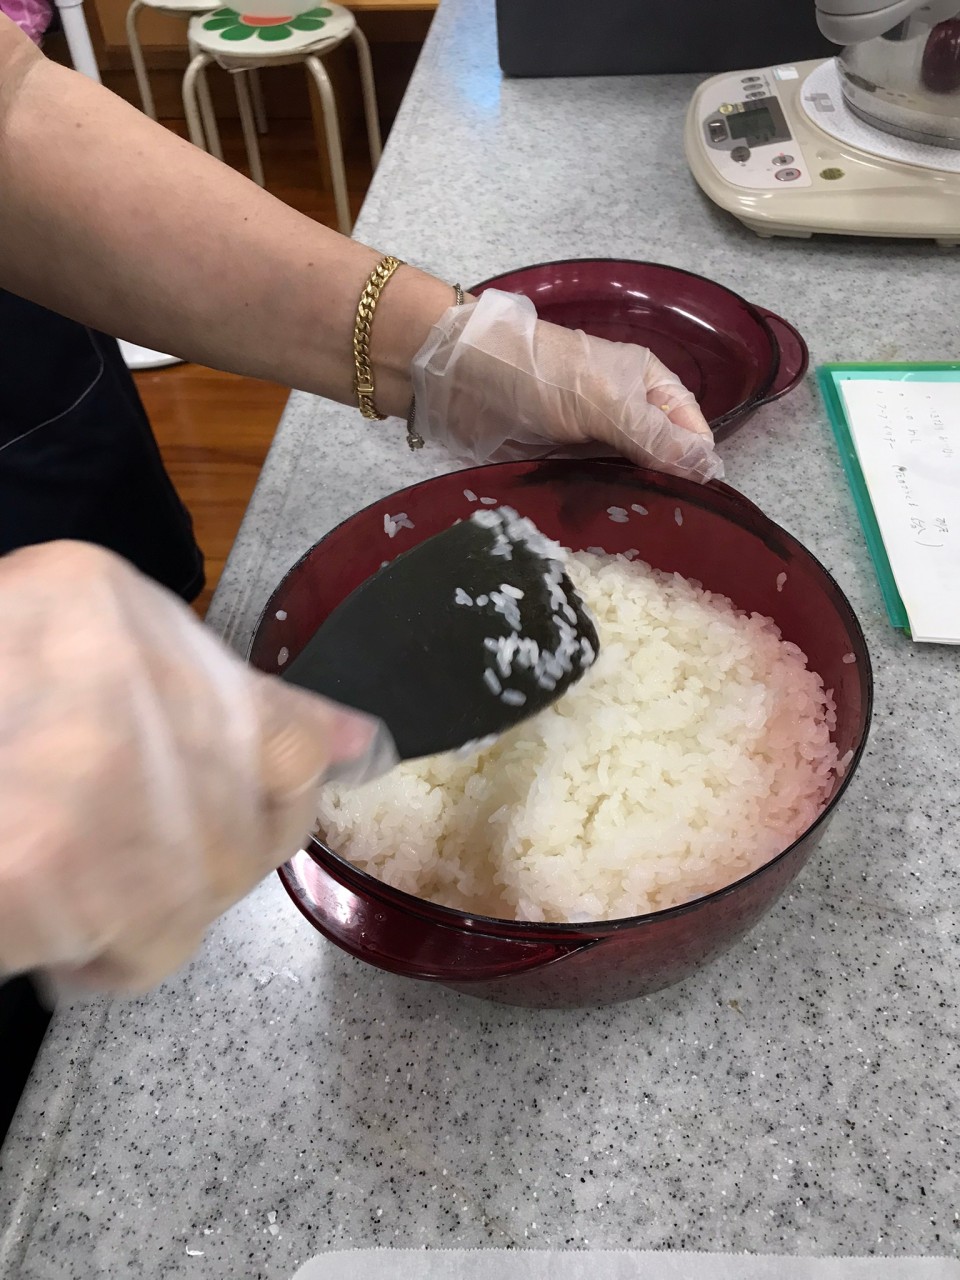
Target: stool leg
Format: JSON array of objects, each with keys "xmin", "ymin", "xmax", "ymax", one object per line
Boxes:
[
  {"xmin": 350, "ymin": 25, "xmax": 382, "ymax": 168},
  {"xmin": 196, "ymin": 63, "xmax": 224, "ymax": 162},
  {"xmin": 182, "ymin": 53, "xmax": 211, "ymax": 152},
  {"xmin": 125, "ymin": 0, "xmax": 157, "ymax": 120},
  {"xmin": 249, "ymin": 69, "xmax": 268, "ymax": 135},
  {"xmin": 234, "ymin": 71, "xmax": 266, "ymax": 187},
  {"xmin": 195, "ymin": 68, "xmax": 225, "ymax": 162},
  {"xmin": 305, "ymin": 55, "xmax": 351, "ymax": 234}
]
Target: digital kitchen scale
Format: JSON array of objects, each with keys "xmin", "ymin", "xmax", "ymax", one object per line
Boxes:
[{"xmin": 685, "ymin": 58, "xmax": 960, "ymax": 245}]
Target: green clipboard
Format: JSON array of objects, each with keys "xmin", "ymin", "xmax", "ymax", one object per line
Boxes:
[{"xmin": 817, "ymin": 362, "xmax": 960, "ymax": 637}]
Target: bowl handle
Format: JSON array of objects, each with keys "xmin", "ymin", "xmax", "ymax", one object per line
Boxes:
[
  {"xmin": 358, "ymin": 930, "xmax": 602, "ymax": 985},
  {"xmin": 755, "ymin": 308, "xmax": 809, "ymax": 404},
  {"xmin": 280, "ymin": 850, "xmax": 601, "ymax": 983}
]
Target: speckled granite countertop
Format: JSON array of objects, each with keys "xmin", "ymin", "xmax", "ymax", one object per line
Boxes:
[{"xmin": 2, "ymin": 1, "xmax": 959, "ymax": 1276}]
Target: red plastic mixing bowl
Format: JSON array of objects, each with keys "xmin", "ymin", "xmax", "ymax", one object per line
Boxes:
[
  {"xmin": 473, "ymin": 259, "xmax": 809, "ymax": 441},
  {"xmin": 251, "ymin": 461, "xmax": 872, "ymax": 1008}
]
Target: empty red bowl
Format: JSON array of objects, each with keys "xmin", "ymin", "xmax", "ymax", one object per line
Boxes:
[
  {"xmin": 251, "ymin": 461, "xmax": 871, "ymax": 1009},
  {"xmin": 473, "ymin": 259, "xmax": 809, "ymax": 440}
]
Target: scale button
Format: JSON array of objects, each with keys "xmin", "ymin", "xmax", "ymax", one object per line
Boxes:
[
  {"xmin": 742, "ymin": 75, "xmax": 761, "ymax": 83},
  {"xmin": 745, "ymin": 91, "xmax": 765, "ymax": 99},
  {"xmin": 775, "ymin": 167, "xmax": 802, "ymax": 181},
  {"xmin": 772, "ymin": 153, "xmax": 795, "ymax": 166},
  {"xmin": 708, "ymin": 120, "xmax": 728, "ymax": 143},
  {"xmin": 731, "ymin": 146, "xmax": 751, "ymax": 163}
]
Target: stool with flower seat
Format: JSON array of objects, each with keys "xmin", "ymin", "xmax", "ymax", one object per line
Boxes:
[{"xmin": 181, "ymin": 1, "xmax": 382, "ymax": 233}]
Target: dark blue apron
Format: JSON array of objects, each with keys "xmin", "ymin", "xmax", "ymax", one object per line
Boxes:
[
  {"xmin": 0, "ymin": 290, "xmax": 205, "ymax": 1144},
  {"xmin": 0, "ymin": 291, "xmax": 204, "ymax": 595}
]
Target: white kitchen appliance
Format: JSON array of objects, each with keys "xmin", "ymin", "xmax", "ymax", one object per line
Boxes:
[{"xmin": 684, "ymin": 0, "xmax": 960, "ymax": 243}]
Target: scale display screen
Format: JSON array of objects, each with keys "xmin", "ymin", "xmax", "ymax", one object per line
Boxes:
[{"xmin": 727, "ymin": 105, "xmax": 777, "ymax": 142}]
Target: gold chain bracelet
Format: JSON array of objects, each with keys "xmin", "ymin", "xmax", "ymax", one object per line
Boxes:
[{"xmin": 353, "ymin": 255, "xmax": 404, "ymax": 421}]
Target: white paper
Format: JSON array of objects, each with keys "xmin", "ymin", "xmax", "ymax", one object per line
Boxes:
[
  {"xmin": 292, "ymin": 1249, "xmax": 960, "ymax": 1280},
  {"xmin": 837, "ymin": 376, "xmax": 960, "ymax": 644}
]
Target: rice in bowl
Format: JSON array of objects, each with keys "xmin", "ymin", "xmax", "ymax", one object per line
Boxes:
[{"xmin": 316, "ymin": 551, "xmax": 839, "ymax": 924}]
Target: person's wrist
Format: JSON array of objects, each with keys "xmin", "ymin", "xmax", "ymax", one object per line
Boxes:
[{"xmin": 368, "ymin": 269, "xmax": 473, "ymax": 419}]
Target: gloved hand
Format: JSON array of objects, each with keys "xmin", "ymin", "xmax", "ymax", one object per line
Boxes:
[
  {"xmin": 0, "ymin": 541, "xmax": 394, "ymax": 994},
  {"xmin": 410, "ymin": 289, "xmax": 723, "ymax": 483}
]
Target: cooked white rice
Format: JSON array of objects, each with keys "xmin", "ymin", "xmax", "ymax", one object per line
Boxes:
[{"xmin": 317, "ymin": 551, "xmax": 840, "ymax": 923}]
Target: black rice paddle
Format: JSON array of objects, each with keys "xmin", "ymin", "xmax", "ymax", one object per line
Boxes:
[{"xmin": 281, "ymin": 506, "xmax": 599, "ymax": 763}]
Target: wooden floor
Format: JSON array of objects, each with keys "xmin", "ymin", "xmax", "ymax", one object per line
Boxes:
[{"xmin": 136, "ymin": 119, "xmax": 373, "ymax": 616}]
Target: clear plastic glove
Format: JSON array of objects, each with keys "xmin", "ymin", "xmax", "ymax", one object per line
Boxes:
[
  {"xmin": 410, "ymin": 289, "xmax": 723, "ymax": 483},
  {"xmin": 0, "ymin": 541, "xmax": 394, "ymax": 995}
]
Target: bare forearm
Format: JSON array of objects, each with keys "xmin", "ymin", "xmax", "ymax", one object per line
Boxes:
[{"xmin": 0, "ymin": 17, "xmax": 453, "ymax": 415}]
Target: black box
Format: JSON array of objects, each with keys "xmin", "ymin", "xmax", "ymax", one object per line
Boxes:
[{"xmin": 496, "ymin": 0, "xmax": 835, "ymax": 78}]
